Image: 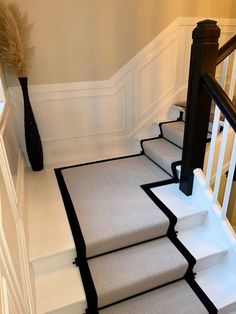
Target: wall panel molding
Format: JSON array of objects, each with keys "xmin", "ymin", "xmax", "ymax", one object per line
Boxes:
[
  {"xmin": 8, "ymin": 17, "xmax": 236, "ymax": 165},
  {"xmin": 0, "ymin": 106, "xmax": 35, "ymax": 313}
]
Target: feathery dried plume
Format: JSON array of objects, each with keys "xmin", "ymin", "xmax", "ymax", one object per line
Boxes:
[{"xmin": 0, "ymin": 1, "xmax": 34, "ymax": 77}]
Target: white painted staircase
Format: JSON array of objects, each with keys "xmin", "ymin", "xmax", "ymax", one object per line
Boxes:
[
  {"xmin": 26, "ymin": 167, "xmax": 86, "ymax": 314},
  {"xmin": 27, "ymin": 113, "xmax": 236, "ymax": 313}
]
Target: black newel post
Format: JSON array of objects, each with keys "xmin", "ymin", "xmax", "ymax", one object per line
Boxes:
[
  {"xmin": 179, "ymin": 20, "xmax": 220, "ymax": 196},
  {"xmin": 19, "ymin": 77, "xmax": 44, "ymax": 171}
]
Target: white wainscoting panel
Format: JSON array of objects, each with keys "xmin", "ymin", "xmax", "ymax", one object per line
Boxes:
[
  {"xmin": 35, "ymin": 85, "xmax": 128, "ymax": 141},
  {"xmin": 0, "ymin": 105, "xmax": 35, "ymax": 313},
  {"xmin": 133, "ymin": 33, "xmax": 178, "ymax": 125},
  {"xmin": 8, "ymin": 17, "xmax": 236, "ymax": 166}
]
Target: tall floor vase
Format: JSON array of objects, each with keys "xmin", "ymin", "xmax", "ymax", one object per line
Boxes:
[{"xmin": 18, "ymin": 77, "xmax": 44, "ymax": 171}]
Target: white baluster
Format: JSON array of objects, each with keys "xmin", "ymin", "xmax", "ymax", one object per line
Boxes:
[
  {"xmin": 213, "ymin": 121, "xmax": 230, "ymax": 204},
  {"xmin": 205, "ymin": 57, "xmax": 229, "ymax": 188},
  {"xmin": 221, "ymin": 135, "xmax": 236, "ymax": 219},
  {"xmin": 205, "ymin": 107, "xmax": 222, "ymax": 188},
  {"xmin": 228, "ymin": 51, "xmax": 236, "ymax": 99},
  {"xmin": 212, "ymin": 52, "xmax": 236, "ymax": 204}
]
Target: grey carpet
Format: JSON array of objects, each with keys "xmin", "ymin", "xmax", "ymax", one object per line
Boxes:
[
  {"xmin": 161, "ymin": 121, "xmax": 185, "ymax": 148},
  {"xmin": 88, "ymin": 237, "xmax": 188, "ymax": 308},
  {"xmin": 62, "ymin": 155, "xmax": 170, "ymax": 257},
  {"xmin": 142, "ymin": 138, "xmax": 182, "ymax": 176},
  {"xmin": 60, "ymin": 152, "xmax": 210, "ymax": 312},
  {"xmin": 100, "ymin": 280, "xmax": 208, "ymax": 314}
]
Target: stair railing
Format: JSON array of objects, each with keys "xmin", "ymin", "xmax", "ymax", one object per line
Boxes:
[
  {"xmin": 179, "ymin": 19, "xmax": 236, "ymax": 212},
  {"xmin": 203, "ymin": 73, "xmax": 236, "ymax": 219}
]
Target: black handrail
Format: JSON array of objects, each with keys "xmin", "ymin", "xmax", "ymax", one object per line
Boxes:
[
  {"xmin": 217, "ymin": 34, "xmax": 236, "ymax": 65},
  {"xmin": 202, "ymin": 73, "xmax": 236, "ymax": 132}
]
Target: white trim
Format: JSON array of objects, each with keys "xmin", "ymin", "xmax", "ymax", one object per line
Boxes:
[
  {"xmin": 0, "ymin": 106, "xmax": 19, "ymax": 206},
  {"xmin": 17, "ymin": 155, "xmax": 35, "ymax": 313},
  {"xmin": 0, "ymin": 229, "xmax": 27, "ymax": 313},
  {"xmin": 18, "ymin": 220, "xmax": 35, "ymax": 314},
  {"xmin": 0, "ymin": 108, "xmax": 35, "ymax": 312}
]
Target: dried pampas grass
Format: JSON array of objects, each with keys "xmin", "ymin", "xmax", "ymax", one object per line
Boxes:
[{"xmin": 0, "ymin": 1, "xmax": 34, "ymax": 77}]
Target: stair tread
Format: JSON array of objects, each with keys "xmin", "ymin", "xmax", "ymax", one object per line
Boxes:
[
  {"xmin": 100, "ymin": 280, "xmax": 208, "ymax": 314},
  {"xmin": 88, "ymin": 237, "xmax": 188, "ymax": 308},
  {"xmin": 143, "ymin": 138, "xmax": 182, "ymax": 175},
  {"xmin": 196, "ymin": 264, "xmax": 236, "ymax": 310},
  {"xmin": 35, "ymin": 265, "xmax": 86, "ymax": 314},
  {"xmin": 62, "ymin": 155, "xmax": 170, "ymax": 257},
  {"xmin": 161, "ymin": 121, "xmax": 185, "ymax": 148},
  {"xmin": 172, "ymin": 102, "xmax": 224, "ymax": 122},
  {"xmin": 151, "ymin": 183, "xmax": 207, "ymax": 219}
]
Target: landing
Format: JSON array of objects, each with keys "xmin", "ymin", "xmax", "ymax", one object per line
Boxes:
[
  {"xmin": 25, "ymin": 166, "xmax": 75, "ymax": 261},
  {"xmin": 59, "ymin": 155, "xmax": 170, "ymax": 257}
]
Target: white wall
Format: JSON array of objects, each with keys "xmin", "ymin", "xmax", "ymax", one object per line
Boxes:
[
  {"xmin": 9, "ymin": 17, "xmax": 236, "ymax": 166},
  {"xmin": 5, "ymin": 0, "xmax": 236, "ymax": 86}
]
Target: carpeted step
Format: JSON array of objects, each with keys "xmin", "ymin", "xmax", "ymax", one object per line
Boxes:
[
  {"xmin": 143, "ymin": 138, "xmax": 182, "ymax": 176},
  {"xmin": 161, "ymin": 121, "xmax": 185, "ymax": 148},
  {"xmin": 100, "ymin": 280, "xmax": 208, "ymax": 314},
  {"xmin": 61, "ymin": 156, "xmax": 170, "ymax": 257},
  {"xmin": 88, "ymin": 237, "xmax": 188, "ymax": 308}
]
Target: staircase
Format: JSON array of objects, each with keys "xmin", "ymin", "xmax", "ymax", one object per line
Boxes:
[
  {"xmin": 141, "ymin": 119, "xmax": 183, "ymax": 178},
  {"xmin": 81, "ymin": 117, "xmax": 222, "ymax": 314},
  {"xmin": 30, "ymin": 112, "xmax": 236, "ymax": 313},
  {"xmin": 28, "ymin": 20, "xmax": 236, "ymax": 314}
]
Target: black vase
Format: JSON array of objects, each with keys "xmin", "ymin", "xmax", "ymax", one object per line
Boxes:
[{"xmin": 18, "ymin": 77, "xmax": 44, "ymax": 171}]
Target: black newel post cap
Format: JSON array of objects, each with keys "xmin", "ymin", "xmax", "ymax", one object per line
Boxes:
[{"xmin": 193, "ymin": 19, "xmax": 220, "ymax": 42}]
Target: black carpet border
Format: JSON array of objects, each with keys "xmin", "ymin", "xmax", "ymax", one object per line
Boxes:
[
  {"xmin": 57, "ymin": 152, "xmax": 143, "ymax": 171},
  {"xmin": 55, "ymin": 153, "xmax": 146, "ymax": 314},
  {"xmin": 55, "ymin": 158, "xmax": 217, "ymax": 314},
  {"xmin": 98, "ymin": 276, "xmax": 186, "ymax": 312},
  {"xmin": 54, "ymin": 169, "xmax": 98, "ymax": 313},
  {"xmin": 141, "ymin": 179, "xmax": 218, "ymax": 313}
]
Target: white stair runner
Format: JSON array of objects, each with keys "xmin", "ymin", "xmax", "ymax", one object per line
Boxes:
[
  {"xmin": 58, "ymin": 150, "xmax": 216, "ymax": 313},
  {"xmin": 88, "ymin": 238, "xmax": 188, "ymax": 308},
  {"xmin": 61, "ymin": 155, "xmax": 170, "ymax": 257},
  {"xmin": 33, "ymin": 116, "xmax": 230, "ymax": 313},
  {"xmin": 143, "ymin": 138, "xmax": 182, "ymax": 175},
  {"xmin": 161, "ymin": 121, "xmax": 185, "ymax": 148},
  {"xmin": 100, "ymin": 280, "xmax": 208, "ymax": 314},
  {"xmin": 142, "ymin": 120, "xmax": 184, "ymax": 176}
]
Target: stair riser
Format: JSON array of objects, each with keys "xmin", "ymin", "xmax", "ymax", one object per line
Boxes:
[
  {"xmin": 218, "ymin": 302, "xmax": 236, "ymax": 314},
  {"xmin": 176, "ymin": 212, "xmax": 207, "ymax": 231},
  {"xmin": 142, "ymin": 138, "xmax": 182, "ymax": 177},
  {"xmin": 161, "ymin": 122, "xmax": 184, "ymax": 148},
  {"xmin": 194, "ymin": 251, "xmax": 227, "ymax": 272},
  {"xmin": 32, "ymin": 249, "xmax": 76, "ymax": 274}
]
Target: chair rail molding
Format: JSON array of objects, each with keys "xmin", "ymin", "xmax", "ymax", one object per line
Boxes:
[{"xmin": 8, "ymin": 17, "xmax": 236, "ymax": 166}]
